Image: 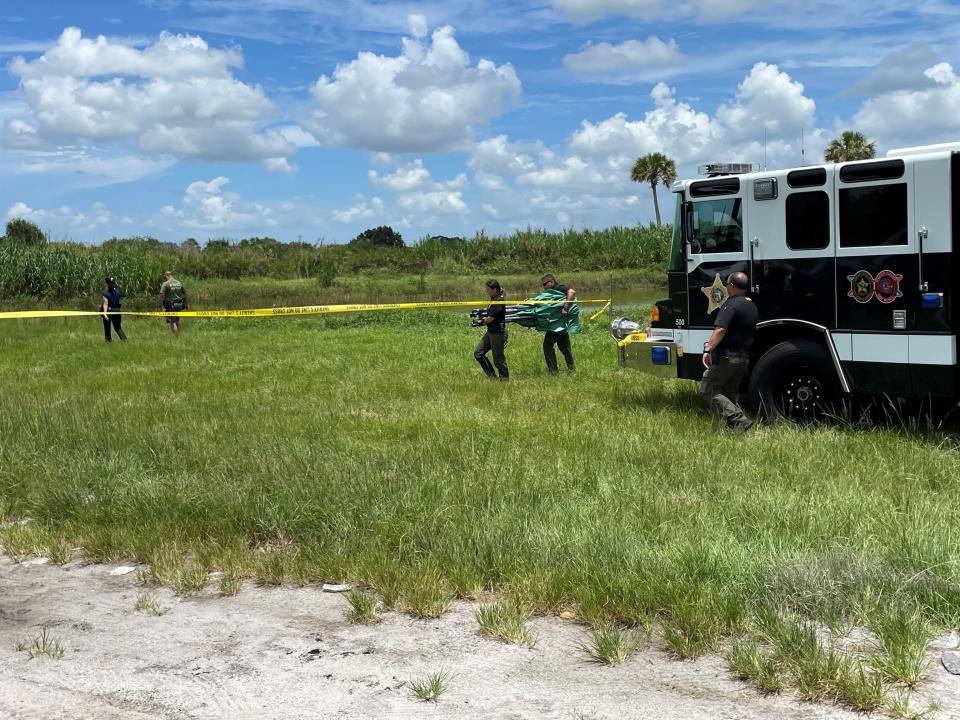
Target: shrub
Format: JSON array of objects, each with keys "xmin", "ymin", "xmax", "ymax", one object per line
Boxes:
[
  {"xmin": 351, "ymin": 225, "xmax": 404, "ymax": 248},
  {"xmin": 5, "ymin": 217, "xmax": 46, "ymax": 245}
]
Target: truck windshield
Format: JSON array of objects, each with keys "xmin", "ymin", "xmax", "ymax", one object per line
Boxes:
[{"xmin": 668, "ymin": 194, "xmax": 684, "ymax": 272}]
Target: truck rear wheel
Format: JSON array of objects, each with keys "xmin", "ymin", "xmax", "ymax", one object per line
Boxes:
[{"xmin": 749, "ymin": 340, "xmax": 842, "ymax": 424}]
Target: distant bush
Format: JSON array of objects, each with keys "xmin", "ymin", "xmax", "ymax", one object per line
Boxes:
[
  {"xmin": 316, "ymin": 256, "xmax": 338, "ymax": 288},
  {"xmin": 4, "ymin": 218, "xmax": 47, "ymax": 246},
  {"xmin": 351, "ymin": 226, "xmax": 404, "ymax": 248}
]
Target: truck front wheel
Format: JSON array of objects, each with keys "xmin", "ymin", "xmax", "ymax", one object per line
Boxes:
[{"xmin": 749, "ymin": 340, "xmax": 843, "ymax": 423}]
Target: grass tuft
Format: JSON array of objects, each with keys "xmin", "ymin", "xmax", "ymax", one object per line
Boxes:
[
  {"xmin": 141, "ymin": 546, "xmax": 209, "ymax": 595},
  {"xmin": 345, "ymin": 589, "xmax": 383, "ymax": 624},
  {"xmin": 254, "ymin": 550, "xmax": 292, "ymax": 587},
  {"xmin": 888, "ymin": 691, "xmax": 941, "ymax": 720},
  {"xmin": 45, "ymin": 538, "xmax": 73, "ymax": 565},
  {"xmin": 218, "ymin": 570, "xmax": 241, "ymax": 596},
  {"xmin": 135, "ymin": 592, "xmax": 166, "ymax": 616},
  {"xmin": 475, "ymin": 600, "xmax": 536, "ymax": 647},
  {"xmin": 406, "ymin": 669, "xmax": 451, "ymax": 702},
  {"xmin": 15, "ymin": 627, "xmax": 65, "ymax": 660},
  {"xmin": 579, "ymin": 626, "xmax": 643, "ymax": 665},
  {"xmin": 401, "ymin": 567, "xmax": 454, "ymax": 619},
  {"xmin": 727, "ymin": 640, "xmax": 784, "ymax": 694},
  {"xmin": 662, "ymin": 596, "xmax": 727, "ymax": 659},
  {"xmin": 868, "ymin": 601, "xmax": 931, "ymax": 686},
  {"xmin": 833, "ymin": 662, "xmax": 886, "ymax": 712}
]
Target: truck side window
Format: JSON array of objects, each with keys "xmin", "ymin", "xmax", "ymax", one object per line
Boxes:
[
  {"xmin": 839, "ymin": 183, "xmax": 908, "ymax": 247},
  {"xmin": 690, "ymin": 198, "xmax": 742, "ymax": 254},
  {"xmin": 786, "ymin": 191, "xmax": 830, "ymax": 250}
]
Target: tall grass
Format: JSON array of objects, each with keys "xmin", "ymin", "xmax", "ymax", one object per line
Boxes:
[
  {"xmin": 0, "ymin": 225, "xmax": 670, "ymax": 302},
  {"xmin": 1, "ymin": 310, "xmax": 958, "ymax": 710}
]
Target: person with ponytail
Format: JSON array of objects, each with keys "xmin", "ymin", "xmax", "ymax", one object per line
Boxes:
[{"xmin": 474, "ymin": 279, "xmax": 509, "ymax": 380}]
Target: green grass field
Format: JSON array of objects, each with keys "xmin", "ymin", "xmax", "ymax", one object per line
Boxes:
[{"xmin": 1, "ymin": 307, "xmax": 958, "ymax": 712}]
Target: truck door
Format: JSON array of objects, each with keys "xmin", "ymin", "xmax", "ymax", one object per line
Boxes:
[
  {"xmin": 834, "ymin": 158, "xmax": 916, "ymax": 394},
  {"xmin": 911, "ymin": 154, "xmax": 954, "ymax": 395},
  {"xmin": 685, "ymin": 176, "xmax": 748, "ymax": 333},
  {"xmin": 745, "ymin": 169, "xmax": 836, "ymax": 327}
]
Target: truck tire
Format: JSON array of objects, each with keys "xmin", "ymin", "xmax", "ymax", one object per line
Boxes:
[{"xmin": 749, "ymin": 339, "xmax": 842, "ymax": 423}]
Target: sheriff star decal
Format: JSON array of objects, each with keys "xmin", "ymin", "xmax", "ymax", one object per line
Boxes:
[
  {"xmin": 847, "ymin": 270, "xmax": 875, "ymax": 304},
  {"xmin": 700, "ymin": 273, "xmax": 729, "ymax": 314}
]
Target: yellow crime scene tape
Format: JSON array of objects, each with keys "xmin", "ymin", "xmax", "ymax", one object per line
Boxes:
[
  {"xmin": 0, "ymin": 298, "xmax": 612, "ymax": 321},
  {"xmin": 589, "ymin": 300, "xmax": 611, "ymax": 321}
]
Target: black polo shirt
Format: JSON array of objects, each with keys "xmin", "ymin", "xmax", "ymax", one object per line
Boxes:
[
  {"xmin": 714, "ymin": 295, "xmax": 758, "ymax": 354},
  {"xmin": 486, "ymin": 294, "xmax": 506, "ymax": 334}
]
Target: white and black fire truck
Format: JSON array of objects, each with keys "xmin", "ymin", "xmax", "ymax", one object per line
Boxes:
[{"xmin": 611, "ymin": 142, "xmax": 960, "ymax": 421}]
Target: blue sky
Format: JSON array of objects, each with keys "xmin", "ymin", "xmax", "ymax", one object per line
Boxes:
[{"xmin": 1, "ymin": 0, "xmax": 959, "ymax": 244}]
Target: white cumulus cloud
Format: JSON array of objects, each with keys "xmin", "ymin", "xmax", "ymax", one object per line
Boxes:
[
  {"xmin": 569, "ymin": 62, "xmax": 816, "ymax": 166},
  {"xmin": 332, "ymin": 195, "xmax": 384, "ymax": 223},
  {"xmin": 470, "ymin": 62, "xmax": 820, "ymax": 229},
  {"xmin": 9, "ymin": 27, "xmax": 294, "ymax": 163},
  {"xmin": 263, "ymin": 157, "xmax": 297, "ymax": 175},
  {"xmin": 368, "ymin": 159, "xmax": 432, "ymax": 192},
  {"xmin": 852, "ymin": 62, "xmax": 960, "ymax": 147},
  {"xmin": 162, "ymin": 176, "xmax": 275, "ymax": 230},
  {"xmin": 397, "ymin": 190, "xmax": 467, "ymax": 215},
  {"xmin": 5, "ymin": 199, "xmax": 118, "ymax": 235},
  {"xmin": 564, "ymin": 37, "xmax": 687, "ymax": 80},
  {"xmin": 304, "ymin": 17, "xmax": 521, "ymax": 153}
]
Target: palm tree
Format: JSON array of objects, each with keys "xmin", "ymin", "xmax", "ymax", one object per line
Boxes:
[
  {"xmin": 630, "ymin": 153, "xmax": 677, "ymax": 227},
  {"xmin": 824, "ymin": 131, "xmax": 876, "ymax": 163}
]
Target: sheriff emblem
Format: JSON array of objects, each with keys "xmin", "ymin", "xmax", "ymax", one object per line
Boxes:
[
  {"xmin": 847, "ymin": 270, "xmax": 875, "ymax": 304},
  {"xmin": 874, "ymin": 269, "xmax": 904, "ymax": 304},
  {"xmin": 700, "ymin": 273, "xmax": 729, "ymax": 314}
]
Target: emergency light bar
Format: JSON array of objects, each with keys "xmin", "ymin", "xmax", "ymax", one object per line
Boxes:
[{"xmin": 697, "ymin": 163, "xmax": 756, "ymax": 177}]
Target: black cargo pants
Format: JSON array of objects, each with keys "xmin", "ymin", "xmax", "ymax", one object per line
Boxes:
[
  {"xmin": 543, "ymin": 331, "xmax": 575, "ymax": 373},
  {"xmin": 475, "ymin": 331, "xmax": 509, "ymax": 380},
  {"xmin": 698, "ymin": 353, "xmax": 749, "ymax": 427}
]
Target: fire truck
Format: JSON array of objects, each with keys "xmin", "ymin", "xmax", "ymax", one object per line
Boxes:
[{"xmin": 611, "ymin": 142, "xmax": 960, "ymax": 421}]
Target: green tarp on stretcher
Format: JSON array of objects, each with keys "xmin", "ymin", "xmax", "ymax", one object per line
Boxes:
[{"xmin": 509, "ymin": 288, "xmax": 580, "ymax": 334}]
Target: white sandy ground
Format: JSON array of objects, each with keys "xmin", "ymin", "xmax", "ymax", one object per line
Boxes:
[{"xmin": 1, "ymin": 553, "xmax": 958, "ymax": 720}]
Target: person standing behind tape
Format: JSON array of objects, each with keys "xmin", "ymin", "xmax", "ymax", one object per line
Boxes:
[
  {"xmin": 474, "ymin": 279, "xmax": 509, "ymax": 381},
  {"xmin": 699, "ymin": 271, "xmax": 758, "ymax": 431},
  {"xmin": 159, "ymin": 271, "xmax": 188, "ymax": 337},
  {"xmin": 540, "ymin": 274, "xmax": 576, "ymax": 374},
  {"xmin": 100, "ymin": 277, "xmax": 127, "ymax": 343}
]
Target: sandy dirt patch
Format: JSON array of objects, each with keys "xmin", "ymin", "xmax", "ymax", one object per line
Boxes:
[{"xmin": 1, "ymin": 553, "xmax": 954, "ymax": 719}]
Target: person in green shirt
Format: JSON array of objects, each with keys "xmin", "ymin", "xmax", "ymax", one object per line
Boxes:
[{"xmin": 159, "ymin": 271, "xmax": 188, "ymax": 336}]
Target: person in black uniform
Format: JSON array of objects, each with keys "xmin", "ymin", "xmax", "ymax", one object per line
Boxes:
[
  {"xmin": 100, "ymin": 276, "xmax": 127, "ymax": 343},
  {"xmin": 541, "ymin": 274, "xmax": 576, "ymax": 374},
  {"xmin": 474, "ymin": 279, "xmax": 509, "ymax": 380},
  {"xmin": 699, "ymin": 271, "xmax": 757, "ymax": 430}
]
